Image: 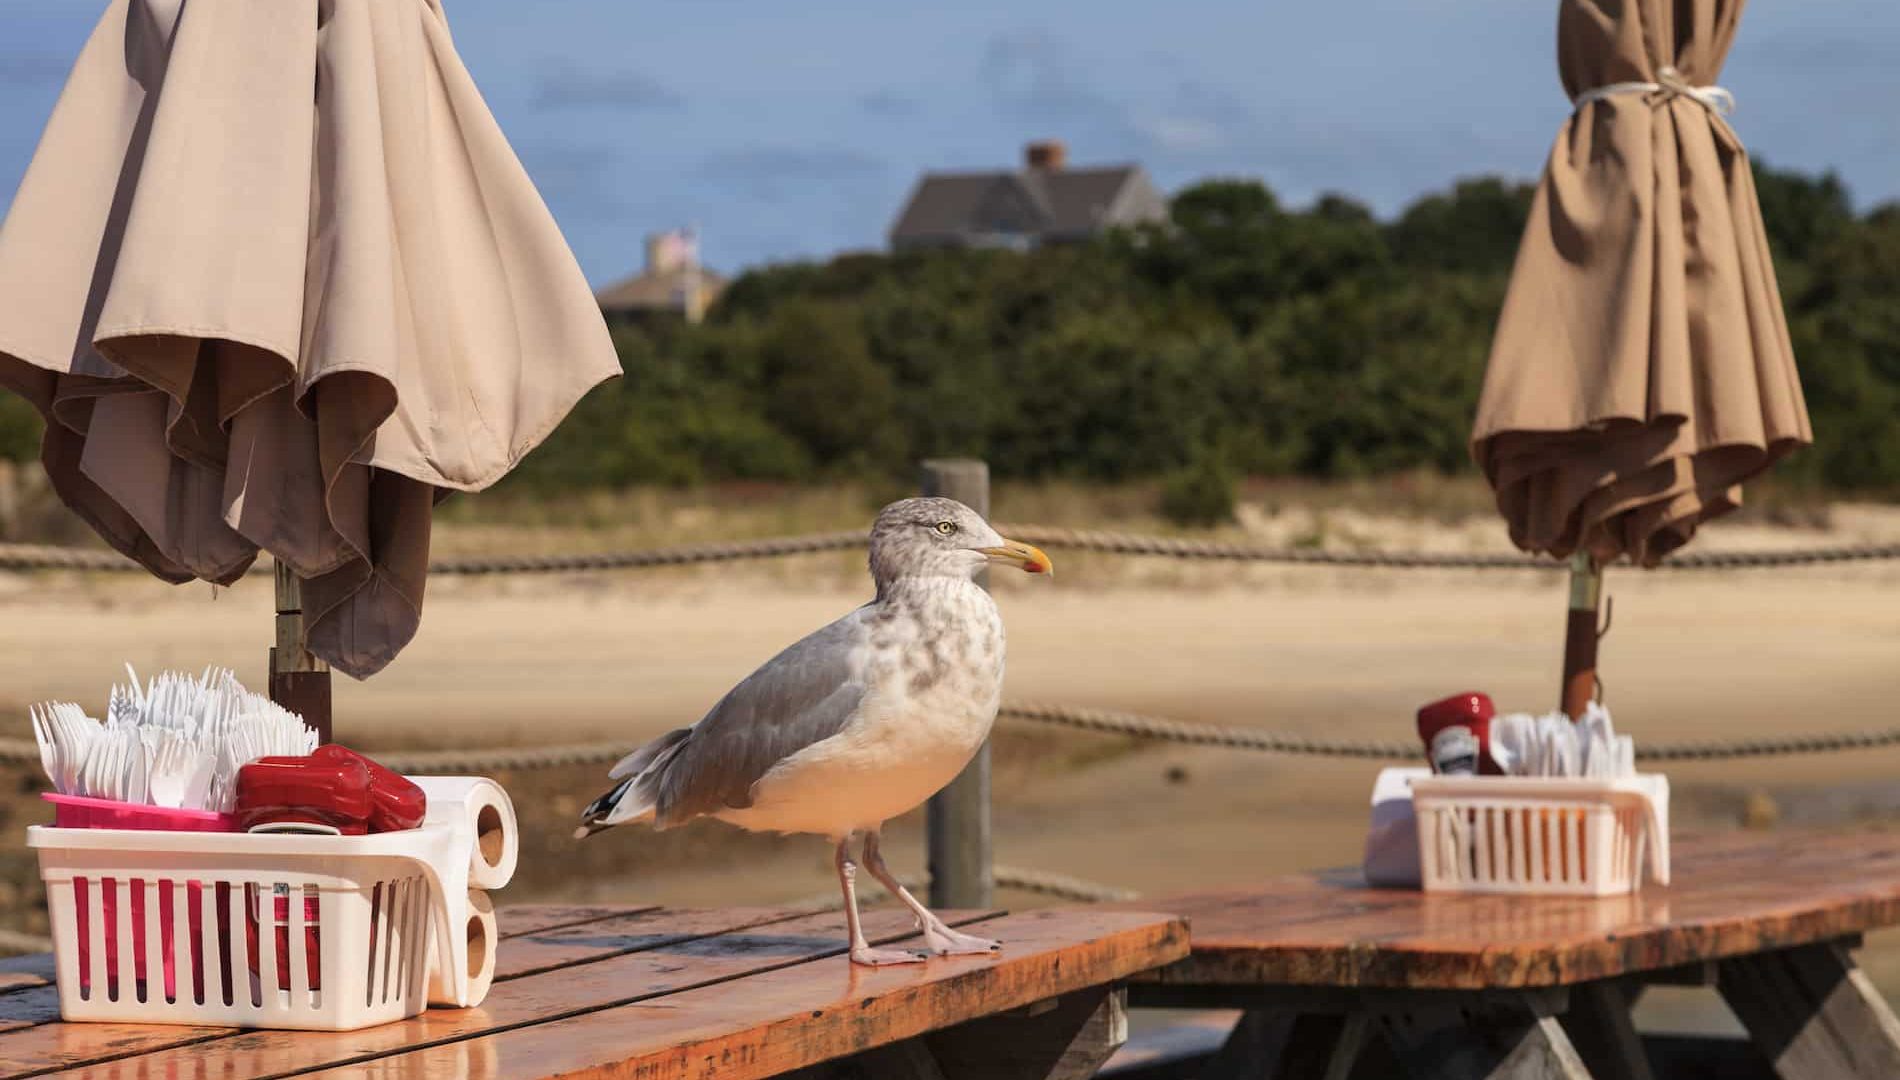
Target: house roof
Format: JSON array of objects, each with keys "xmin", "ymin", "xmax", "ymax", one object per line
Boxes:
[
  {"xmin": 890, "ymin": 165, "xmax": 1154, "ymax": 245},
  {"xmin": 595, "ymin": 266, "xmax": 728, "ymax": 312}
]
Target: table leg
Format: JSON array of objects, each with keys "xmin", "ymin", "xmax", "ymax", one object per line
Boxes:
[
  {"xmin": 1198, "ymin": 1008, "xmax": 1371, "ymax": 1080},
  {"xmin": 847, "ymin": 1040, "xmax": 950, "ymax": 1080},
  {"xmin": 1374, "ymin": 991, "xmax": 1592, "ymax": 1080},
  {"xmin": 928, "ymin": 986, "xmax": 1128, "ymax": 1080},
  {"xmin": 1559, "ymin": 978, "xmax": 1655, "ymax": 1080},
  {"xmin": 785, "ymin": 989, "xmax": 1125, "ymax": 1080},
  {"xmin": 1717, "ymin": 939, "xmax": 1900, "ymax": 1080}
]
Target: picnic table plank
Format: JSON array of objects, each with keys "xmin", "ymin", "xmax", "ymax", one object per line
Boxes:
[
  {"xmin": 0, "ymin": 905, "xmax": 850, "ymax": 1077},
  {"xmin": 494, "ymin": 906, "xmax": 803, "ymax": 980},
  {"xmin": 0, "ymin": 986, "xmax": 61, "ymax": 1029},
  {"xmin": 495, "ymin": 904, "xmax": 661, "ymax": 938},
  {"xmin": 295, "ymin": 908, "xmax": 1187, "ymax": 1080},
  {"xmin": 45, "ymin": 908, "xmax": 1001, "ymax": 1080},
  {"xmin": 0, "ymin": 954, "xmax": 57, "ymax": 992},
  {"xmin": 1130, "ymin": 829, "xmax": 1900, "ymax": 990},
  {"xmin": 0, "ymin": 1020, "xmax": 231, "ymax": 1079}
]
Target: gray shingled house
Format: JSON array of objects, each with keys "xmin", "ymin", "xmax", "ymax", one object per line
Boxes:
[{"xmin": 888, "ymin": 141, "xmax": 1168, "ymax": 252}]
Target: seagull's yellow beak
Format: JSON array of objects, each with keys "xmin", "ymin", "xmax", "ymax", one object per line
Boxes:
[{"xmin": 980, "ymin": 538, "xmax": 1054, "ymax": 576}]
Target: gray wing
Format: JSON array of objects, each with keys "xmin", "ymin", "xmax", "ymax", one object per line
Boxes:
[{"xmin": 647, "ymin": 606, "xmax": 873, "ymax": 826}]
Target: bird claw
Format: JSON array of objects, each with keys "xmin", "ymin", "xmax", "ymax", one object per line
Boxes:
[
  {"xmin": 850, "ymin": 946, "xmax": 929, "ymax": 967},
  {"xmin": 922, "ymin": 925, "xmax": 1002, "ymax": 956}
]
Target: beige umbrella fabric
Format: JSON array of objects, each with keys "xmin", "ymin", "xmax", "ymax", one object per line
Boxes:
[
  {"xmin": 0, "ymin": 0, "xmax": 621, "ymax": 676},
  {"xmin": 1472, "ymin": 0, "xmax": 1810, "ymax": 567}
]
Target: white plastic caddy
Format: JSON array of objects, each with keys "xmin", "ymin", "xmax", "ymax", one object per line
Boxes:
[
  {"xmin": 1411, "ymin": 774, "xmax": 1670, "ymax": 896},
  {"xmin": 28, "ymin": 824, "xmax": 461, "ymax": 1031}
]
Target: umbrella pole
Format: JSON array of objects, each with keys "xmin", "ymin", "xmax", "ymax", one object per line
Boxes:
[
  {"xmin": 270, "ymin": 561, "xmax": 333, "ymax": 743},
  {"xmin": 1560, "ymin": 552, "xmax": 1603, "ymax": 721}
]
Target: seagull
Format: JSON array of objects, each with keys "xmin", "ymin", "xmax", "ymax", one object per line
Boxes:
[{"xmin": 575, "ymin": 497, "xmax": 1052, "ymax": 965}]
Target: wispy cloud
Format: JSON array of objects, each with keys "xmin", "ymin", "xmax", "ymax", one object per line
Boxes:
[
  {"xmin": 532, "ymin": 70, "xmax": 683, "ymax": 111},
  {"xmin": 981, "ymin": 30, "xmax": 1125, "ymax": 128},
  {"xmin": 699, "ymin": 146, "xmax": 883, "ymax": 181},
  {"xmin": 970, "ymin": 30, "xmax": 1521, "ymax": 212},
  {"xmin": 697, "ymin": 146, "xmax": 886, "ymax": 203},
  {"xmin": 979, "ymin": 32, "xmax": 1252, "ymax": 158}
]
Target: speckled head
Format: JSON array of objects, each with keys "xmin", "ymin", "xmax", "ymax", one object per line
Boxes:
[{"xmin": 867, "ymin": 497, "xmax": 1053, "ymax": 588}]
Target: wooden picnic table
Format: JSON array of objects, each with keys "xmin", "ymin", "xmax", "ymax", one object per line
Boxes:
[
  {"xmin": 0, "ymin": 903, "xmax": 1186, "ymax": 1079},
  {"xmin": 1121, "ymin": 828, "xmax": 1900, "ymax": 1080}
]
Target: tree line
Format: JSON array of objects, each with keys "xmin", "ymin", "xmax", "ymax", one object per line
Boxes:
[{"xmin": 2, "ymin": 163, "xmax": 1894, "ymax": 509}]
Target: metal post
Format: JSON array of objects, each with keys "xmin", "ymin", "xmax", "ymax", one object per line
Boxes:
[
  {"xmin": 1560, "ymin": 551, "xmax": 1603, "ymax": 722},
  {"xmin": 921, "ymin": 459, "xmax": 993, "ymax": 909},
  {"xmin": 270, "ymin": 561, "xmax": 333, "ymax": 743}
]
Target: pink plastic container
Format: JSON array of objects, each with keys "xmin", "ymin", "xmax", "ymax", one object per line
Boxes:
[
  {"xmin": 43, "ymin": 795, "xmax": 238, "ymax": 998},
  {"xmin": 43, "ymin": 794, "xmax": 237, "ymax": 833}
]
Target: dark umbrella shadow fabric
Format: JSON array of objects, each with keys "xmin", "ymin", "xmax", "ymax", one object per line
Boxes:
[
  {"xmin": 1471, "ymin": 0, "xmax": 1810, "ymax": 567},
  {"xmin": 0, "ymin": 0, "xmax": 620, "ymax": 676}
]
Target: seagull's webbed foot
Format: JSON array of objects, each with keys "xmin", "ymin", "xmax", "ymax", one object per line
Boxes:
[
  {"xmin": 850, "ymin": 944, "xmax": 930, "ymax": 967},
  {"xmin": 920, "ymin": 922, "xmax": 1001, "ymax": 957},
  {"xmin": 860, "ymin": 828, "xmax": 1004, "ymax": 958}
]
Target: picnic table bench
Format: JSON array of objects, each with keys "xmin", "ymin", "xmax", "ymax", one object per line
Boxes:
[
  {"xmin": 1120, "ymin": 828, "xmax": 1900, "ymax": 1080},
  {"xmin": 0, "ymin": 903, "xmax": 1186, "ymax": 1079}
]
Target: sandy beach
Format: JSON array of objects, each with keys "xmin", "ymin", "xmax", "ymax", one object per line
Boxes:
[
  {"xmin": 3, "ymin": 503, "xmax": 1899, "ymax": 899},
  {"xmin": 4, "ymin": 497, "xmax": 1900, "ymax": 1034}
]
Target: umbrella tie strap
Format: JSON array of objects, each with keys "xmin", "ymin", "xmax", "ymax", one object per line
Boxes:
[{"xmin": 1573, "ymin": 65, "xmax": 1734, "ymax": 116}]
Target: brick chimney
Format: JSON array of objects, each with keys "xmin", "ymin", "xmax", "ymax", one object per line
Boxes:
[{"xmin": 1024, "ymin": 139, "xmax": 1067, "ymax": 172}]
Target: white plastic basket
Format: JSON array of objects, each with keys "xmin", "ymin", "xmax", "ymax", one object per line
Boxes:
[
  {"xmin": 28, "ymin": 824, "xmax": 457, "ymax": 1030},
  {"xmin": 1410, "ymin": 774, "xmax": 1670, "ymax": 896}
]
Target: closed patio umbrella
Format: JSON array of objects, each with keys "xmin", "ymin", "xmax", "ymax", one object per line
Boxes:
[
  {"xmin": 0, "ymin": 1, "xmax": 620, "ymax": 729},
  {"xmin": 1471, "ymin": 0, "xmax": 1810, "ymax": 717}
]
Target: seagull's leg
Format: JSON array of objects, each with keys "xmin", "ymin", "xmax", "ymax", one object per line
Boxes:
[
  {"xmin": 862, "ymin": 829, "xmax": 1001, "ymax": 957},
  {"xmin": 836, "ymin": 835, "xmax": 926, "ymax": 966}
]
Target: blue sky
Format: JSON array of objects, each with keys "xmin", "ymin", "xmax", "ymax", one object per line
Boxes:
[{"xmin": 4, "ymin": 1, "xmax": 1897, "ymax": 286}]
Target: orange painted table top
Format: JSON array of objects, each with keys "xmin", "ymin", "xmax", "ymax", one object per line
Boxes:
[
  {"xmin": 0, "ymin": 903, "xmax": 1187, "ymax": 1079},
  {"xmin": 1124, "ymin": 827, "xmax": 1900, "ymax": 991}
]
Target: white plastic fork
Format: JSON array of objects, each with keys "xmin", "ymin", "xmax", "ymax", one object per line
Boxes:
[
  {"xmin": 29, "ymin": 706, "xmax": 59, "ymax": 793},
  {"xmin": 147, "ymin": 733, "xmax": 195, "ymax": 808}
]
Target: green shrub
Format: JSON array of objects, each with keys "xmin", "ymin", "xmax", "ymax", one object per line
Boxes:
[
  {"xmin": 1158, "ymin": 452, "xmax": 1237, "ymax": 527},
  {"xmin": 480, "ymin": 166, "xmax": 1900, "ymax": 498}
]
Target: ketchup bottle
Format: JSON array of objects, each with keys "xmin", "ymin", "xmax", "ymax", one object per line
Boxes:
[{"xmin": 1416, "ymin": 692, "xmax": 1500, "ymax": 775}]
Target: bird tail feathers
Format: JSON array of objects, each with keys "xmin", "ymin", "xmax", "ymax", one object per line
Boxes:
[{"xmin": 575, "ymin": 727, "xmax": 692, "ymax": 839}]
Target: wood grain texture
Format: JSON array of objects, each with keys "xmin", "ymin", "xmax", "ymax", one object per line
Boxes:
[
  {"xmin": 1559, "ymin": 980, "xmax": 1653, "ymax": 1080},
  {"xmin": 0, "ymin": 904, "xmax": 807, "ymax": 1073},
  {"xmin": 494, "ymin": 907, "xmax": 805, "ymax": 980},
  {"xmin": 0, "ymin": 953, "xmax": 57, "ymax": 989},
  {"xmin": 924, "ymin": 986, "xmax": 1125, "ymax": 1080},
  {"xmin": 293, "ymin": 908, "xmax": 1187, "ymax": 1080},
  {"xmin": 496, "ymin": 905, "xmax": 663, "ymax": 939},
  {"xmin": 1127, "ymin": 829, "xmax": 1900, "ymax": 989},
  {"xmin": 0, "ymin": 1019, "xmax": 231, "ymax": 1078},
  {"xmin": 1718, "ymin": 941, "xmax": 1900, "ymax": 1079},
  {"xmin": 38, "ymin": 908, "xmax": 984, "ymax": 1080},
  {"xmin": 1375, "ymin": 995, "xmax": 1590, "ymax": 1080}
]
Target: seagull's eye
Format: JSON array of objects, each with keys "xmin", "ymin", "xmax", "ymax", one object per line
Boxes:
[{"xmin": 935, "ymin": 521, "xmax": 958, "ymax": 536}]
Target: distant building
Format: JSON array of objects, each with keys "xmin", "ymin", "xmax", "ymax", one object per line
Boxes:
[
  {"xmin": 888, "ymin": 140, "xmax": 1168, "ymax": 252},
  {"xmin": 596, "ymin": 229, "xmax": 727, "ymax": 325}
]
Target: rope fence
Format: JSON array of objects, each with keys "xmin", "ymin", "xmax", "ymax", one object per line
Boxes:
[
  {"xmin": 792, "ymin": 866, "xmax": 1139, "ymax": 912},
  {"xmin": 6, "ymin": 532, "xmax": 1900, "ymax": 575},
  {"xmin": 6, "ymin": 701, "xmax": 1894, "ymax": 773},
  {"xmin": 3, "ymin": 521, "xmax": 1897, "ymax": 919},
  {"xmin": 1000, "ymin": 702, "xmax": 1900, "ymax": 762}
]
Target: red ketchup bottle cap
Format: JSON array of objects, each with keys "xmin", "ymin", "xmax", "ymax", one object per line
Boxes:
[{"xmin": 1416, "ymin": 692, "xmax": 1499, "ymax": 775}]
